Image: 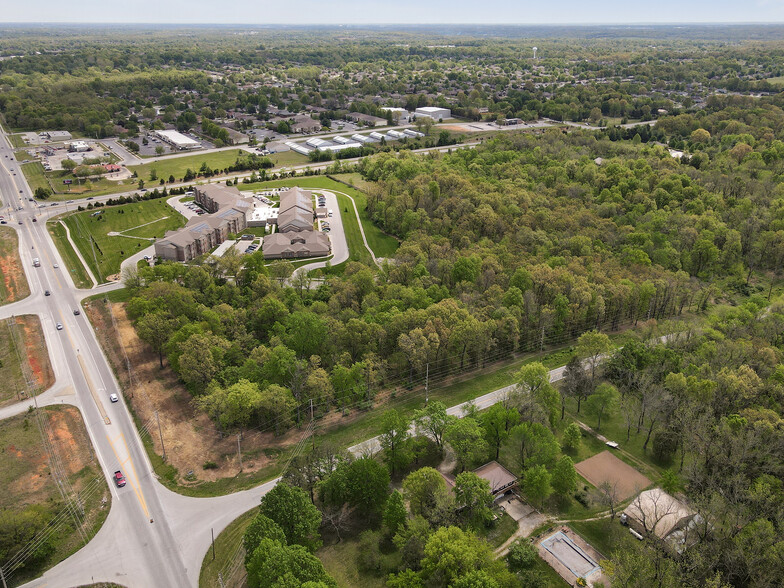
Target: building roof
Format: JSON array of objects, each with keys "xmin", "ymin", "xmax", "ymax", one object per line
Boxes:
[
  {"xmin": 623, "ymin": 488, "xmax": 695, "ymax": 540},
  {"xmin": 473, "ymin": 461, "xmax": 517, "ymax": 494},
  {"xmin": 277, "ymin": 187, "xmax": 314, "ymax": 232},
  {"xmin": 262, "ymin": 230, "xmax": 330, "ymax": 257},
  {"xmin": 155, "ymin": 129, "xmax": 201, "ymax": 148}
]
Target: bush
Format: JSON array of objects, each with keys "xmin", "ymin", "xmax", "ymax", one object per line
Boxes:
[
  {"xmin": 202, "ymin": 461, "xmax": 218, "ymax": 470},
  {"xmin": 507, "ymin": 540, "xmax": 537, "ymax": 572}
]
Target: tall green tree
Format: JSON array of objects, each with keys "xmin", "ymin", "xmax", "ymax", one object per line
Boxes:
[
  {"xmin": 445, "ymin": 417, "xmax": 488, "ymax": 472},
  {"xmin": 259, "ymin": 483, "xmax": 322, "ymax": 552},
  {"xmin": 379, "ymin": 409, "xmax": 412, "ymax": 475}
]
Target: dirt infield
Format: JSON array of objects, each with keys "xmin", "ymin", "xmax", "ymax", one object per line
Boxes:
[{"xmin": 575, "ymin": 450, "xmax": 652, "ymax": 501}]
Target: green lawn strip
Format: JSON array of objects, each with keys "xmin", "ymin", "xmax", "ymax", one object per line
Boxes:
[
  {"xmin": 47, "ymin": 220, "xmax": 93, "ymax": 289},
  {"xmin": 329, "ymin": 174, "xmax": 400, "ymax": 258},
  {"xmin": 481, "ymin": 511, "xmax": 518, "ymax": 548},
  {"xmin": 19, "ymin": 161, "xmax": 54, "ymax": 194},
  {"xmin": 19, "ymin": 162, "xmax": 134, "ymax": 201},
  {"xmin": 61, "ymin": 199, "xmax": 185, "ymax": 281},
  {"xmin": 198, "ymin": 507, "xmax": 257, "ymax": 588},
  {"xmin": 129, "ymin": 149, "xmax": 249, "ymax": 182},
  {"xmin": 317, "ymin": 536, "xmax": 392, "ymax": 588},
  {"xmin": 81, "ymin": 288, "xmax": 133, "ymax": 305},
  {"xmin": 568, "ymin": 518, "xmax": 636, "ymax": 562},
  {"xmin": 8, "ymin": 134, "xmax": 25, "ymax": 148},
  {"xmin": 0, "ymin": 226, "xmax": 30, "ymax": 305}
]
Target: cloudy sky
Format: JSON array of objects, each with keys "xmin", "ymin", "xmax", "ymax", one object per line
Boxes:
[{"xmin": 3, "ymin": 0, "xmax": 784, "ymax": 24}]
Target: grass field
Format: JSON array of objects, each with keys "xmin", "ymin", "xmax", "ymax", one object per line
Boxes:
[
  {"xmin": 8, "ymin": 134, "xmax": 26, "ymax": 148},
  {"xmin": 0, "ymin": 226, "xmax": 30, "ymax": 304},
  {"xmin": 128, "ymin": 149, "xmax": 308, "ymax": 184},
  {"xmin": 47, "ymin": 220, "xmax": 93, "ymax": 289},
  {"xmin": 0, "ymin": 315, "xmax": 54, "ymax": 407},
  {"xmin": 198, "ymin": 508, "xmax": 256, "ymax": 588},
  {"xmin": 767, "ymin": 76, "xmax": 784, "ymax": 86},
  {"xmin": 0, "ymin": 405, "xmax": 110, "ymax": 587},
  {"xmin": 19, "ymin": 161, "xmax": 134, "ymax": 201},
  {"xmin": 61, "ymin": 199, "xmax": 185, "ymax": 282}
]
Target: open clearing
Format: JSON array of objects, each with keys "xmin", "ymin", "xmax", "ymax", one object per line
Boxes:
[
  {"xmin": 19, "ymin": 161, "xmax": 134, "ymax": 201},
  {"xmin": 60, "ymin": 199, "xmax": 185, "ymax": 282},
  {"xmin": 128, "ymin": 149, "xmax": 308, "ymax": 183},
  {"xmin": 574, "ymin": 450, "xmax": 652, "ymax": 501},
  {"xmin": 0, "ymin": 405, "xmax": 110, "ymax": 587},
  {"xmin": 0, "ymin": 315, "xmax": 55, "ymax": 407},
  {"xmin": 0, "ymin": 226, "xmax": 30, "ymax": 305}
]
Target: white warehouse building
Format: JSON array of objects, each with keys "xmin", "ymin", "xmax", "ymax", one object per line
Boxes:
[
  {"xmin": 414, "ymin": 106, "xmax": 451, "ymax": 121},
  {"xmin": 154, "ymin": 130, "xmax": 201, "ymax": 150}
]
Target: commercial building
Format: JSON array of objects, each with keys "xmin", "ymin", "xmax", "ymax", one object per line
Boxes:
[
  {"xmin": 346, "ymin": 112, "xmax": 387, "ymax": 127},
  {"xmin": 45, "ymin": 130, "xmax": 72, "ymax": 141},
  {"xmin": 155, "ymin": 185, "xmax": 252, "ymax": 262},
  {"xmin": 68, "ymin": 141, "xmax": 90, "ymax": 152},
  {"xmin": 414, "ymin": 106, "xmax": 451, "ymax": 120},
  {"xmin": 380, "ymin": 107, "xmax": 409, "ymax": 123},
  {"xmin": 289, "ymin": 114, "xmax": 322, "ymax": 134},
  {"xmin": 154, "ymin": 130, "xmax": 201, "ymax": 150}
]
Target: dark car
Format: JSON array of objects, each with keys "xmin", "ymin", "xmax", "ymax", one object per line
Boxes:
[
  {"xmin": 114, "ymin": 470, "xmax": 126, "ymax": 487},
  {"xmin": 73, "ymin": 309, "xmax": 80, "ymax": 316},
  {"xmin": 32, "ymin": 218, "xmax": 37, "ymax": 222},
  {"xmin": 45, "ymin": 290, "xmax": 50, "ymax": 296}
]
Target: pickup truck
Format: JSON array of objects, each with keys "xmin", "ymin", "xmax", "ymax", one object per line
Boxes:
[{"xmin": 114, "ymin": 470, "xmax": 126, "ymax": 487}]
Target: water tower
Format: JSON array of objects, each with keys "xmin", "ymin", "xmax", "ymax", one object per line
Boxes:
[{"xmin": 532, "ymin": 47, "xmax": 538, "ymax": 60}]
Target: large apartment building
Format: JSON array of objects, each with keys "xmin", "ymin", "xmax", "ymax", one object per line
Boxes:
[
  {"xmin": 262, "ymin": 187, "xmax": 331, "ymax": 259},
  {"xmin": 154, "ymin": 185, "xmax": 252, "ymax": 262}
]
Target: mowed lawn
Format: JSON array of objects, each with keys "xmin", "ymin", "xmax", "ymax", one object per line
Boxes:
[
  {"xmin": 20, "ymin": 161, "xmax": 135, "ymax": 201},
  {"xmin": 129, "ymin": 149, "xmax": 307, "ymax": 183},
  {"xmin": 62, "ymin": 199, "xmax": 185, "ymax": 281}
]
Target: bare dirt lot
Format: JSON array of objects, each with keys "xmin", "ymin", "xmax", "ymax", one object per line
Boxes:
[
  {"xmin": 85, "ymin": 299, "xmax": 306, "ymax": 485},
  {"xmin": 0, "ymin": 226, "xmax": 31, "ymax": 305},
  {"xmin": 574, "ymin": 450, "xmax": 652, "ymax": 501},
  {"xmin": 0, "ymin": 405, "xmax": 110, "ymax": 586},
  {"xmin": 0, "ymin": 315, "xmax": 55, "ymax": 407}
]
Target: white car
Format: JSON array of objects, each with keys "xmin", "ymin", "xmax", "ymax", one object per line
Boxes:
[
  {"xmin": 109, "ymin": 393, "xmax": 119, "ymax": 403},
  {"xmin": 56, "ymin": 323, "xmax": 63, "ymax": 330}
]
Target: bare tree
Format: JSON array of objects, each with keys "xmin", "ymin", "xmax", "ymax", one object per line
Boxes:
[{"xmin": 597, "ymin": 481, "xmax": 622, "ymax": 520}]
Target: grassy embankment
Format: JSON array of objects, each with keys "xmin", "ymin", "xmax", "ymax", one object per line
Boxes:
[
  {"xmin": 0, "ymin": 315, "xmax": 54, "ymax": 407},
  {"xmin": 0, "ymin": 226, "xmax": 30, "ymax": 304},
  {"xmin": 57, "ymin": 199, "xmax": 186, "ymax": 282},
  {"xmin": 46, "ymin": 221, "xmax": 93, "ymax": 289},
  {"xmin": 127, "ymin": 149, "xmax": 308, "ymax": 184}
]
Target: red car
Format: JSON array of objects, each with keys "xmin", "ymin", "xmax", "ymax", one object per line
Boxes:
[{"xmin": 114, "ymin": 470, "xmax": 126, "ymax": 487}]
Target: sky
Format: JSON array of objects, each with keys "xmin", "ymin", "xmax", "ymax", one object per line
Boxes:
[{"xmin": 3, "ymin": 0, "xmax": 784, "ymax": 24}]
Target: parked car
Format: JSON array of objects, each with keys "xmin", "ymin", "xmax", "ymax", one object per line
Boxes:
[{"xmin": 114, "ymin": 470, "xmax": 126, "ymax": 487}]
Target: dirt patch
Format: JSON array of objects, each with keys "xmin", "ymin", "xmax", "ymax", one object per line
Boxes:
[
  {"xmin": 0, "ymin": 315, "xmax": 55, "ymax": 407},
  {"xmin": 0, "ymin": 226, "xmax": 31, "ymax": 305},
  {"xmin": 574, "ymin": 450, "xmax": 652, "ymax": 501},
  {"xmin": 2, "ymin": 405, "xmax": 98, "ymax": 509},
  {"xmin": 85, "ymin": 299, "xmax": 302, "ymax": 484}
]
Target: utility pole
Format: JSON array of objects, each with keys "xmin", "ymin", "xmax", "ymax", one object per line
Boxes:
[
  {"xmin": 425, "ymin": 363, "xmax": 429, "ymax": 405},
  {"xmin": 218, "ymin": 572, "xmax": 225, "ymax": 588},
  {"xmin": 310, "ymin": 398, "xmax": 315, "ymax": 450},
  {"xmin": 237, "ymin": 434, "xmax": 243, "ymax": 471},
  {"xmin": 155, "ymin": 410, "xmax": 166, "ymax": 462},
  {"xmin": 1, "ymin": 562, "xmax": 9, "ymax": 588},
  {"xmin": 211, "ymin": 528, "xmax": 216, "ymax": 561}
]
